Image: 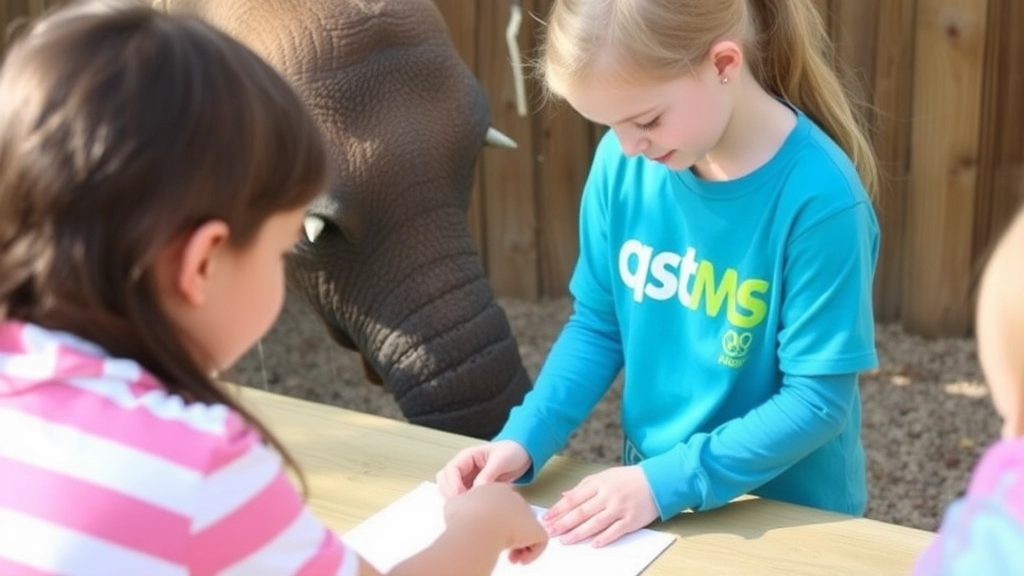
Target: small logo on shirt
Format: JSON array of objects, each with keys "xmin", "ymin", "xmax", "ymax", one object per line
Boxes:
[{"xmin": 719, "ymin": 329, "xmax": 753, "ymax": 368}]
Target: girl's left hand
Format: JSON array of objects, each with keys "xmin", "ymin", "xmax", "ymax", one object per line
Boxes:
[{"xmin": 541, "ymin": 465, "xmax": 659, "ymax": 547}]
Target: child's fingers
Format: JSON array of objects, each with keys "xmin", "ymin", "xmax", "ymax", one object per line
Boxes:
[
  {"xmin": 541, "ymin": 482, "xmax": 596, "ymax": 525},
  {"xmin": 589, "ymin": 517, "xmax": 629, "ymax": 548},
  {"xmin": 557, "ymin": 508, "xmax": 614, "ymax": 545},
  {"xmin": 470, "ymin": 460, "xmax": 501, "ymax": 487},
  {"xmin": 436, "ymin": 454, "xmax": 476, "ymax": 497},
  {"xmin": 508, "ymin": 541, "xmax": 547, "ymax": 565},
  {"xmin": 435, "ymin": 468, "xmax": 460, "ymax": 498},
  {"xmin": 543, "ymin": 492, "xmax": 604, "ymax": 540}
]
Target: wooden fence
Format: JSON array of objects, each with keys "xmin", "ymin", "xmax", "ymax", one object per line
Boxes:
[
  {"xmin": 4, "ymin": 0, "xmax": 1023, "ymax": 338},
  {"xmin": 439, "ymin": 0, "xmax": 1024, "ymax": 339}
]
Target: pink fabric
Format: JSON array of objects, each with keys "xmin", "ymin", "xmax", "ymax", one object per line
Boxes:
[
  {"xmin": 0, "ymin": 556, "xmax": 60, "ymax": 576},
  {"xmin": 1, "ymin": 382, "xmax": 246, "ymax": 470},
  {"xmin": 966, "ymin": 438, "xmax": 1024, "ymax": 514},
  {"xmin": 192, "ymin": 473, "xmax": 308, "ymax": 575},
  {"xmin": 0, "ymin": 454, "xmax": 189, "ymax": 562},
  {"xmin": 0, "ymin": 553, "xmax": 60, "ymax": 573},
  {"xmin": 0, "ymin": 321, "xmax": 359, "ymax": 576},
  {"xmin": 913, "ymin": 438, "xmax": 1024, "ymax": 575},
  {"xmin": 0, "ymin": 324, "xmax": 29, "ymax": 354},
  {"xmin": 297, "ymin": 531, "xmax": 348, "ymax": 576}
]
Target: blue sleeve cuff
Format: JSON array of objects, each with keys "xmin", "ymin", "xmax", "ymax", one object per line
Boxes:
[
  {"xmin": 639, "ymin": 441, "xmax": 705, "ymax": 520},
  {"xmin": 493, "ymin": 410, "xmax": 566, "ymax": 484}
]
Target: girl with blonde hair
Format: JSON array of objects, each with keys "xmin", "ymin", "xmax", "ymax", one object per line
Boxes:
[{"xmin": 439, "ymin": 0, "xmax": 880, "ymax": 547}]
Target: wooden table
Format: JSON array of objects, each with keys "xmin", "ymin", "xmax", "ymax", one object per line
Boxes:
[{"xmin": 237, "ymin": 387, "xmax": 935, "ymax": 575}]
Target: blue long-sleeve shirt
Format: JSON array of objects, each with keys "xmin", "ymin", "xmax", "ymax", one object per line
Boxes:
[{"xmin": 495, "ymin": 108, "xmax": 879, "ymax": 519}]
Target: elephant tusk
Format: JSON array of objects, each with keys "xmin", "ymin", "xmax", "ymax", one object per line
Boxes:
[
  {"xmin": 303, "ymin": 216, "xmax": 326, "ymax": 243},
  {"xmin": 485, "ymin": 126, "xmax": 518, "ymax": 149}
]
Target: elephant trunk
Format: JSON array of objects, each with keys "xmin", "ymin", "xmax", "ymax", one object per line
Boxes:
[
  {"xmin": 348, "ymin": 209, "xmax": 531, "ymax": 439},
  {"xmin": 384, "ymin": 296, "xmax": 532, "ymax": 439}
]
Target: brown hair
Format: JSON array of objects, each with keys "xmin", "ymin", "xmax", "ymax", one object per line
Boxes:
[
  {"xmin": 0, "ymin": 0, "xmax": 327, "ymax": 484},
  {"xmin": 539, "ymin": 0, "xmax": 879, "ymax": 198}
]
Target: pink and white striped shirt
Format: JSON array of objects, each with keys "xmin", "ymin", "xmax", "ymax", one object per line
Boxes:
[{"xmin": 0, "ymin": 321, "xmax": 360, "ymax": 576}]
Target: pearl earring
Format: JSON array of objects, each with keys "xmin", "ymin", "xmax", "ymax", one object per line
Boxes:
[{"xmin": 720, "ymin": 76, "xmax": 729, "ymax": 85}]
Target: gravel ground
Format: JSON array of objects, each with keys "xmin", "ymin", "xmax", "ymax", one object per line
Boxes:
[{"xmin": 231, "ymin": 291, "xmax": 1000, "ymax": 532}]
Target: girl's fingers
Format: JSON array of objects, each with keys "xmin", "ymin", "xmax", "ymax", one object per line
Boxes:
[
  {"xmin": 542, "ymin": 481, "xmax": 597, "ymax": 524},
  {"xmin": 544, "ymin": 491, "xmax": 601, "ymax": 537},
  {"xmin": 558, "ymin": 509, "xmax": 616, "ymax": 546},
  {"xmin": 590, "ymin": 517, "xmax": 629, "ymax": 548},
  {"xmin": 436, "ymin": 452, "xmax": 478, "ymax": 497}
]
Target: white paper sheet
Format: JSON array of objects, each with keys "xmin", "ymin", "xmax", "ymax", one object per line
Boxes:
[{"xmin": 343, "ymin": 481, "xmax": 676, "ymax": 576}]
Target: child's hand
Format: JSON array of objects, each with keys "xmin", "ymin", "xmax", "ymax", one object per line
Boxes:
[
  {"xmin": 443, "ymin": 482, "xmax": 549, "ymax": 565},
  {"xmin": 541, "ymin": 465, "xmax": 659, "ymax": 547},
  {"xmin": 436, "ymin": 440, "xmax": 531, "ymax": 498}
]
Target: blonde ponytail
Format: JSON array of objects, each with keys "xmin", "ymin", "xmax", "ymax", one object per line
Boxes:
[{"xmin": 746, "ymin": 0, "xmax": 879, "ymax": 198}]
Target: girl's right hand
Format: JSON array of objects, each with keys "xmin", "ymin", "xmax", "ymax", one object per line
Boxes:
[
  {"xmin": 443, "ymin": 482, "xmax": 548, "ymax": 565},
  {"xmin": 436, "ymin": 440, "xmax": 532, "ymax": 498},
  {"xmin": 380, "ymin": 480, "xmax": 548, "ymax": 576}
]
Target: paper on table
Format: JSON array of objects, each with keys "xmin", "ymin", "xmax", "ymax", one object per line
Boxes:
[{"xmin": 343, "ymin": 481, "xmax": 676, "ymax": 576}]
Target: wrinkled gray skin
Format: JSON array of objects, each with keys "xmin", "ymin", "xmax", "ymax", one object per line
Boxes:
[{"xmin": 158, "ymin": 0, "xmax": 531, "ymax": 438}]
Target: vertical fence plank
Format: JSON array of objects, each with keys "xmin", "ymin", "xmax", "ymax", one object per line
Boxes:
[
  {"xmin": 973, "ymin": 0, "xmax": 1024, "ymax": 268},
  {"xmin": 531, "ymin": 0, "xmax": 589, "ymax": 297},
  {"xmin": 535, "ymin": 100, "xmax": 589, "ymax": 297},
  {"xmin": 831, "ymin": 0, "xmax": 879, "ymax": 108},
  {"xmin": 871, "ymin": 0, "xmax": 918, "ymax": 322},
  {"xmin": 828, "ymin": 0, "xmax": 895, "ymax": 323},
  {"xmin": 477, "ymin": 0, "xmax": 539, "ymax": 299},
  {"xmin": 433, "ymin": 0, "xmax": 486, "ymax": 260},
  {"xmin": 903, "ymin": 0, "xmax": 988, "ymax": 336}
]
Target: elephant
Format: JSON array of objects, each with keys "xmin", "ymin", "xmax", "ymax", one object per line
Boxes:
[{"xmin": 156, "ymin": 0, "xmax": 532, "ymax": 439}]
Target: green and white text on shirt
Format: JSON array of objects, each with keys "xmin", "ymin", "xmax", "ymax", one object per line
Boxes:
[{"xmin": 619, "ymin": 240, "xmax": 769, "ymax": 367}]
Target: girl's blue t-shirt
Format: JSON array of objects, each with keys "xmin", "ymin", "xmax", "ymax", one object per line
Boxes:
[{"xmin": 496, "ymin": 109, "xmax": 880, "ymax": 518}]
